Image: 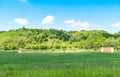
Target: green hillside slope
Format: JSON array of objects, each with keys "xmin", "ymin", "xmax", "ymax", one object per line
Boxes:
[{"xmin": 0, "ymin": 27, "xmax": 120, "ymax": 50}]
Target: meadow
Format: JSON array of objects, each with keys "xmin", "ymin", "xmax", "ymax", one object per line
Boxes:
[{"xmin": 0, "ymin": 51, "xmax": 120, "ymax": 77}]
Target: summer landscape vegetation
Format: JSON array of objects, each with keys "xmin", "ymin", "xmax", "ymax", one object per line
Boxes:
[
  {"xmin": 1, "ymin": 0, "xmax": 120, "ymax": 76},
  {"xmin": 0, "ymin": 27, "xmax": 120, "ymax": 51},
  {"xmin": 1, "ymin": 28, "xmax": 120, "ymax": 77}
]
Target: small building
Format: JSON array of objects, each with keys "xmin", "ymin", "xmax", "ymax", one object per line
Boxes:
[
  {"xmin": 18, "ymin": 48, "xmax": 23, "ymax": 53},
  {"xmin": 101, "ymin": 44, "xmax": 114, "ymax": 52}
]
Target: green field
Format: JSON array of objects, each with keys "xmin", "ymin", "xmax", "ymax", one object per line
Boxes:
[{"xmin": 1, "ymin": 51, "xmax": 120, "ymax": 77}]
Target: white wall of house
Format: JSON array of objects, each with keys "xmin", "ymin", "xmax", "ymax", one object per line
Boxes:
[
  {"xmin": 101, "ymin": 47, "xmax": 104, "ymax": 52},
  {"xmin": 111, "ymin": 47, "xmax": 114, "ymax": 52}
]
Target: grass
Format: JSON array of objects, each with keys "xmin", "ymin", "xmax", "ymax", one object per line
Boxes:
[{"xmin": 0, "ymin": 51, "xmax": 120, "ymax": 77}]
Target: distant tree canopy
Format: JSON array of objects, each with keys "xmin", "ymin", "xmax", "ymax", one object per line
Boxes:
[{"xmin": 0, "ymin": 27, "xmax": 119, "ymax": 50}]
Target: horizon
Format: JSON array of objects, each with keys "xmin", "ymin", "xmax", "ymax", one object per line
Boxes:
[
  {"xmin": 1, "ymin": 0, "xmax": 120, "ymax": 33},
  {"xmin": 0, "ymin": 27, "xmax": 119, "ymax": 34}
]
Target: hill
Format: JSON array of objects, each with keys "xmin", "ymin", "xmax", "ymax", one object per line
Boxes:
[{"xmin": 0, "ymin": 27, "xmax": 120, "ymax": 50}]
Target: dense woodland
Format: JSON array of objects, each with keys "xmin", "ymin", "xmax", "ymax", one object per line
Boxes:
[{"xmin": 0, "ymin": 27, "xmax": 120, "ymax": 51}]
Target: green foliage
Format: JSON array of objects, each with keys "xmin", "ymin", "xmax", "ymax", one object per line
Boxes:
[
  {"xmin": 39, "ymin": 44, "xmax": 48, "ymax": 50},
  {"xmin": 0, "ymin": 28, "xmax": 120, "ymax": 50}
]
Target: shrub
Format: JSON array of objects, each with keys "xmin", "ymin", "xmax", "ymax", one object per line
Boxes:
[
  {"xmin": 39, "ymin": 44, "xmax": 47, "ymax": 50},
  {"xmin": 54, "ymin": 45, "xmax": 61, "ymax": 49}
]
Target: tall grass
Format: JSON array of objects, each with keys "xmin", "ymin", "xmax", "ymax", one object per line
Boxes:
[{"xmin": 0, "ymin": 51, "xmax": 120, "ymax": 77}]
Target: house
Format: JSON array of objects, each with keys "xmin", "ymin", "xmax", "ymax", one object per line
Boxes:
[
  {"xmin": 18, "ymin": 48, "xmax": 23, "ymax": 53},
  {"xmin": 101, "ymin": 44, "xmax": 114, "ymax": 52}
]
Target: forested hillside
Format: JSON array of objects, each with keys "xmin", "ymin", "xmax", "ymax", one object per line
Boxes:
[{"xmin": 0, "ymin": 27, "xmax": 120, "ymax": 50}]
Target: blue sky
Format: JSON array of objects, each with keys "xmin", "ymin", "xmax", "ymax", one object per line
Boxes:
[{"xmin": 0, "ymin": 0, "xmax": 120, "ymax": 33}]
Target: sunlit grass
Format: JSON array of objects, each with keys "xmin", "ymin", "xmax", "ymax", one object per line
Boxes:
[{"xmin": 0, "ymin": 51, "xmax": 120, "ymax": 77}]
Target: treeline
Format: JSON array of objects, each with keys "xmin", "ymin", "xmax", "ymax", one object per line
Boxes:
[{"xmin": 0, "ymin": 27, "xmax": 120, "ymax": 50}]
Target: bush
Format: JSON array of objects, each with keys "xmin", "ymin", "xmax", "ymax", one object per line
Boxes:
[
  {"xmin": 54, "ymin": 45, "xmax": 60, "ymax": 49},
  {"xmin": 39, "ymin": 44, "xmax": 47, "ymax": 50}
]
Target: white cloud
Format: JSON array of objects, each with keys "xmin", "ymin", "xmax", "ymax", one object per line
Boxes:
[
  {"xmin": 64, "ymin": 19, "xmax": 90, "ymax": 29},
  {"xmin": 41, "ymin": 15, "xmax": 55, "ymax": 25},
  {"xmin": 64, "ymin": 20, "xmax": 75, "ymax": 26},
  {"xmin": 19, "ymin": 0, "xmax": 28, "ymax": 3},
  {"xmin": 14, "ymin": 18, "xmax": 29, "ymax": 25},
  {"xmin": 112, "ymin": 22, "xmax": 120, "ymax": 27}
]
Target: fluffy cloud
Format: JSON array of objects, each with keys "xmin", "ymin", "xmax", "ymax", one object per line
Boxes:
[
  {"xmin": 41, "ymin": 15, "xmax": 55, "ymax": 25},
  {"xmin": 64, "ymin": 19, "xmax": 90, "ymax": 29},
  {"xmin": 14, "ymin": 18, "xmax": 29, "ymax": 25},
  {"xmin": 19, "ymin": 0, "xmax": 28, "ymax": 3},
  {"xmin": 112, "ymin": 22, "xmax": 120, "ymax": 27}
]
